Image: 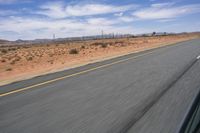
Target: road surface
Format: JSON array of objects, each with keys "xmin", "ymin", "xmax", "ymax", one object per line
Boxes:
[{"xmin": 0, "ymin": 39, "xmax": 200, "ymax": 133}]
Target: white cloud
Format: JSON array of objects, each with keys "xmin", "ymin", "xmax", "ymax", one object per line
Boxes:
[
  {"xmin": 151, "ymin": 2, "xmax": 175, "ymax": 8},
  {"xmin": 133, "ymin": 3, "xmax": 200, "ymax": 20},
  {"xmin": 0, "ymin": 17, "xmax": 134, "ymax": 40},
  {"xmin": 87, "ymin": 18, "xmax": 117, "ymax": 25},
  {"xmin": 0, "ymin": 17, "xmax": 84, "ymax": 32},
  {"xmin": 114, "ymin": 12, "xmax": 123, "ymax": 17},
  {"xmin": 37, "ymin": 1, "xmax": 67, "ymax": 18},
  {"xmin": 65, "ymin": 4, "xmax": 133, "ymax": 16},
  {"xmin": 37, "ymin": 2, "xmax": 137, "ymax": 18},
  {"xmin": 118, "ymin": 16, "xmax": 135, "ymax": 22},
  {"xmin": 158, "ymin": 19, "xmax": 175, "ymax": 22}
]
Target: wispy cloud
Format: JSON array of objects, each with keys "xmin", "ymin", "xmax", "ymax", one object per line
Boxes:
[
  {"xmin": 133, "ymin": 3, "xmax": 200, "ymax": 20},
  {"xmin": 151, "ymin": 2, "xmax": 175, "ymax": 8},
  {"xmin": 158, "ymin": 19, "xmax": 175, "ymax": 22},
  {"xmin": 36, "ymin": 2, "xmax": 137, "ymax": 18},
  {"xmin": 0, "ymin": 16, "xmax": 134, "ymax": 40},
  {"xmin": 114, "ymin": 12, "xmax": 123, "ymax": 17},
  {"xmin": 87, "ymin": 17, "xmax": 117, "ymax": 25},
  {"xmin": 118, "ymin": 16, "xmax": 135, "ymax": 22},
  {"xmin": 65, "ymin": 4, "xmax": 135, "ymax": 16},
  {"xmin": 37, "ymin": 1, "xmax": 67, "ymax": 19}
]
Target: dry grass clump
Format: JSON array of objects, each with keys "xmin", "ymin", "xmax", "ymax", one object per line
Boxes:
[
  {"xmin": 92, "ymin": 42, "xmax": 109, "ymax": 48},
  {"xmin": 8, "ymin": 47, "xmax": 17, "ymax": 51},
  {"xmin": 69, "ymin": 49, "xmax": 79, "ymax": 54},
  {"xmin": 81, "ymin": 45, "xmax": 85, "ymax": 49},
  {"xmin": 10, "ymin": 60, "xmax": 15, "ymax": 65},
  {"xmin": 0, "ymin": 49, "xmax": 8, "ymax": 54},
  {"xmin": 101, "ymin": 43, "xmax": 108, "ymax": 48},
  {"xmin": 8, "ymin": 56, "xmax": 21, "ymax": 65},
  {"xmin": 5, "ymin": 68, "xmax": 12, "ymax": 71},
  {"xmin": 0, "ymin": 46, "xmax": 19, "ymax": 55},
  {"xmin": 115, "ymin": 41, "xmax": 124, "ymax": 44},
  {"xmin": 14, "ymin": 56, "xmax": 21, "ymax": 62},
  {"xmin": 92, "ymin": 42, "xmax": 106, "ymax": 46},
  {"xmin": 1, "ymin": 59, "xmax": 6, "ymax": 63},
  {"xmin": 27, "ymin": 56, "xmax": 33, "ymax": 61}
]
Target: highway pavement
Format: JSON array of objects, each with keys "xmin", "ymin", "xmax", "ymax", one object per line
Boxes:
[{"xmin": 0, "ymin": 39, "xmax": 200, "ymax": 133}]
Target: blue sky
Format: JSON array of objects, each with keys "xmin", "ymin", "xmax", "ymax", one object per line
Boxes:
[{"xmin": 0, "ymin": 0, "xmax": 200, "ymax": 40}]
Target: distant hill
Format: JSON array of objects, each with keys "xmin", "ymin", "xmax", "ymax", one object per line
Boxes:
[
  {"xmin": 0, "ymin": 39, "xmax": 10, "ymax": 44},
  {"xmin": 0, "ymin": 32, "xmax": 199, "ymax": 46}
]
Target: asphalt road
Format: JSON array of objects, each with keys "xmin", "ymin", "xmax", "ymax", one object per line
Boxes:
[{"xmin": 0, "ymin": 39, "xmax": 200, "ymax": 133}]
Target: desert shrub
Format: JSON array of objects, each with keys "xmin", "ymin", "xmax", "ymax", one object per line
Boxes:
[
  {"xmin": 81, "ymin": 45, "xmax": 85, "ymax": 49},
  {"xmin": 69, "ymin": 49, "xmax": 79, "ymax": 54},
  {"xmin": 1, "ymin": 49, "xmax": 8, "ymax": 54},
  {"xmin": 47, "ymin": 60, "xmax": 54, "ymax": 64},
  {"xmin": 101, "ymin": 43, "xmax": 108, "ymax": 48},
  {"xmin": 15, "ymin": 57, "xmax": 21, "ymax": 62},
  {"xmin": 27, "ymin": 57, "xmax": 33, "ymax": 61},
  {"xmin": 92, "ymin": 42, "xmax": 108, "ymax": 48},
  {"xmin": 7, "ymin": 57, "xmax": 12, "ymax": 60},
  {"xmin": 10, "ymin": 61, "xmax": 15, "ymax": 65},
  {"xmin": 23, "ymin": 46, "xmax": 30, "ymax": 49},
  {"xmin": 115, "ymin": 41, "xmax": 124, "ymax": 44},
  {"xmin": 1, "ymin": 59, "xmax": 6, "ymax": 63},
  {"xmin": 8, "ymin": 47, "xmax": 17, "ymax": 51},
  {"xmin": 49, "ymin": 54, "xmax": 54, "ymax": 57},
  {"xmin": 92, "ymin": 42, "xmax": 104, "ymax": 46},
  {"xmin": 6, "ymin": 68, "xmax": 12, "ymax": 71}
]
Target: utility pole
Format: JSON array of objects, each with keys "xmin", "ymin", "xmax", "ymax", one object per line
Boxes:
[
  {"xmin": 101, "ymin": 30, "xmax": 104, "ymax": 39},
  {"xmin": 53, "ymin": 34, "xmax": 55, "ymax": 40}
]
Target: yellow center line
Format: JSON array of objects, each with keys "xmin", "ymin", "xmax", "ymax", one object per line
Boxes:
[{"xmin": 0, "ymin": 51, "xmax": 155, "ymax": 97}]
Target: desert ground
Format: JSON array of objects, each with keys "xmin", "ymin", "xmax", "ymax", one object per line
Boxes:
[{"xmin": 0, "ymin": 33, "xmax": 200, "ymax": 86}]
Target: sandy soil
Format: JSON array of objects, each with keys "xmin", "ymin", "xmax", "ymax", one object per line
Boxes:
[{"xmin": 0, "ymin": 33, "xmax": 200, "ymax": 86}]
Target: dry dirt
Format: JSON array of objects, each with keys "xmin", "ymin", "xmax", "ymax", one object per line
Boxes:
[{"xmin": 0, "ymin": 33, "xmax": 200, "ymax": 86}]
